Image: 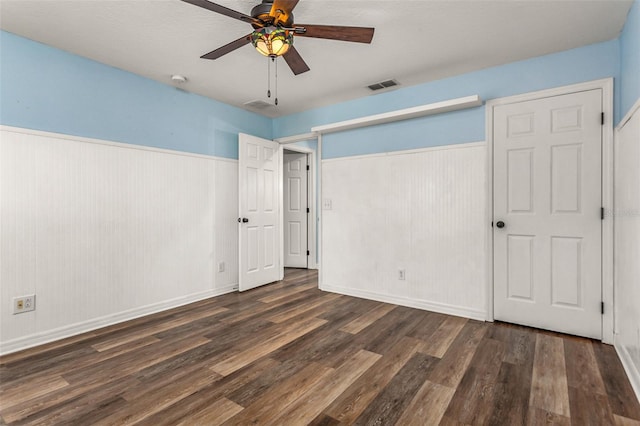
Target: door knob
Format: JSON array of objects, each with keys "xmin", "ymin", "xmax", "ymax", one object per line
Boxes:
[
  {"xmin": 238, "ymin": 217, "xmax": 249, "ymax": 223},
  {"xmin": 496, "ymin": 221, "xmax": 505, "ymax": 229}
]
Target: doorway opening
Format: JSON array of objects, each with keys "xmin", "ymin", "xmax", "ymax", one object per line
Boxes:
[{"xmin": 283, "ymin": 145, "xmax": 317, "ymax": 270}]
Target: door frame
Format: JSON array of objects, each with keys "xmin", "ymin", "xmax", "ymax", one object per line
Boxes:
[
  {"xmin": 485, "ymin": 78, "xmax": 614, "ymax": 343},
  {"xmin": 279, "ymin": 144, "xmax": 318, "ymax": 270}
]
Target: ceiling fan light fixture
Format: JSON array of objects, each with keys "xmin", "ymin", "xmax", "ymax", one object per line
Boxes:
[{"xmin": 251, "ymin": 27, "xmax": 293, "ymax": 57}]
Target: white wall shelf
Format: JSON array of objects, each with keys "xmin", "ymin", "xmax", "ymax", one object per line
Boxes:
[{"xmin": 311, "ymin": 95, "xmax": 483, "ymax": 135}]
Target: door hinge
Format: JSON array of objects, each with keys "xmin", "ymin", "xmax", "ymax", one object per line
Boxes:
[
  {"xmin": 306, "ymin": 165, "xmax": 310, "ymax": 171},
  {"xmin": 601, "ymin": 301, "xmax": 605, "ymax": 315},
  {"xmin": 601, "ymin": 207, "xmax": 605, "ymax": 220},
  {"xmin": 307, "ymin": 250, "xmax": 310, "ymax": 256},
  {"xmin": 307, "ymin": 208, "xmax": 310, "ymax": 213},
  {"xmin": 601, "ymin": 112, "xmax": 605, "ymax": 125}
]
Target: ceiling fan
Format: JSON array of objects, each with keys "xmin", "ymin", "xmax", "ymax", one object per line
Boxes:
[{"xmin": 181, "ymin": 0, "xmax": 375, "ymax": 75}]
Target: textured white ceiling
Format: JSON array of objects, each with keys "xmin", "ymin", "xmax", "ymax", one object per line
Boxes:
[{"xmin": 0, "ymin": 0, "xmax": 633, "ymax": 117}]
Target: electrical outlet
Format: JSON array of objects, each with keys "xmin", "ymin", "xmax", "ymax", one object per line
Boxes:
[
  {"xmin": 13, "ymin": 295, "xmax": 36, "ymax": 314},
  {"xmin": 218, "ymin": 262, "xmax": 225, "ymax": 273},
  {"xmin": 398, "ymin": 269, "xmax": 406, "ymax": 280},
  {"xmin": 322, "ymin": 199, "xmax": 332, "ymax": 210}
]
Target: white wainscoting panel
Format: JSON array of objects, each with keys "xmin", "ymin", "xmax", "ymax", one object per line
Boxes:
[
  {"xmin": 0, "ymin": 127, "xmax": 238, "ymax": 354},
  {"xmin": 321, "ymin": 143, "xmax": 487, "ymax": 319},
  {"xmin": 215, "ymin": 159, "xmax": 239, "ymax": 290},
  {"xmin": 614, "ymin": 102, "xmax": 640, "ymax": 400}
]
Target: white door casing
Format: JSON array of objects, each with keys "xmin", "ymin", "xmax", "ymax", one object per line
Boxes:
[
  {"xmin": 238, "ymin": 133, "xmax": 281, "ymax": 291},
  {"xmin": 284, "ymin": 152, "xmax": 308, "ymax": 268},
  {"xmin": 493, "ymin": 89, "xmax": 603, "ymax": 339},
  {"xmin": 278, "ymin": 142, "xmax": 318, "ymax": 270}
]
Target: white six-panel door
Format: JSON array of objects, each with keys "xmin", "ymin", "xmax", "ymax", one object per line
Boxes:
[
  {"xmin": 493, "ymin": 89, "xmax": 603, "ymax": 339},
  {"xmin": 283, "ymin": 152, "xmax": 308, "ymax": 268},
  {"xmin": 238, "ymin": 133, "xmax": 281, "ymax": 291}
]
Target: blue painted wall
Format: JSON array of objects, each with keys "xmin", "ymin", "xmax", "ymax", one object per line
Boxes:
[
  {"xmin": 0, "ymin": 31, "xmax": 272, "ymax": 159},
  {"xmin": 620, "ymin": 0, "xmax": 640, "ymax": 120},
  {"xmin": 1, "ymin": 19, "xmax": 632, "ymax": 161},
  {"xmin": 273, "ymin": 40, "xmax": 620, "ymax": 159}
]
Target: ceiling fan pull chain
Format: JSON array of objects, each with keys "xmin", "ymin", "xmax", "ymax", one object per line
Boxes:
[
  {"xmin": 275, "ymin": 57, "xmax": 279, "ymax": 106},
  {"xmin": 267, "ymin": 57, "xmax": 271, "ymax": 98}
]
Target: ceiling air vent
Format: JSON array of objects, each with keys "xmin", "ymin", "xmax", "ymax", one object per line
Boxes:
[
  {"xmin": 367, "ymin": 79, "xmax": 399, "ymax": 91},
  {"xmin": 243, "ymin": 100, "xmax": 274, "ymax": 110}
]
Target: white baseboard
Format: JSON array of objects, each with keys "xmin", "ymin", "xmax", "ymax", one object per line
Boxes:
[
  {"xmin": 615, "ymin": 340, "xmax": 640, "ymax": 404},
  {"xmin": 0, "ymin": 285, "xmax": 238, "ymax": 356},
  {"xmin": 320, "ymin": 283, "xmax": 486, "ymax": 321}
]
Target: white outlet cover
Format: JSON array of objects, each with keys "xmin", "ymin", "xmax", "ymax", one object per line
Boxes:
[
  {"xmin": 323, "ymin": 199, "xmax": 332, "ymax": 210},
  {"xmin": 13, "ymin": 295, "xmax": 36, "ymax": 314}
]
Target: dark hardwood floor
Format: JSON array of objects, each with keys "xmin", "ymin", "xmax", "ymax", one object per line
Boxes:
[{"xmin": 1, "ymin": 268, "xmax": 639, "ymax": 425}]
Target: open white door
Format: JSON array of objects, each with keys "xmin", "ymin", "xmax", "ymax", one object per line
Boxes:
[{"xmin": 239, "ymin": 133, "xmax": 282, "ymax": 291}]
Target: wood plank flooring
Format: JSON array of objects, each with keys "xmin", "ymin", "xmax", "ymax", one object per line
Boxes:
[{"xmin": 1, "ymin": 268, "xmax": 639, "ymax": 425}]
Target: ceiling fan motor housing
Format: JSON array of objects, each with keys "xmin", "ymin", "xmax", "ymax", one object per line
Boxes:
[{"xmin": 251, "ymin": 0, "xmax": 294, "ymax": 28}]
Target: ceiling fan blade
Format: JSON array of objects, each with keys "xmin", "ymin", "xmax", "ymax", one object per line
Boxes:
[
  {"xmin": 270, "ymin": 0, "xmax": 300, "ymax": 18},
  {"xmin": 295, "ymin": 24, "xmax": 375, "ymax": 44},
  {"xmin": 201, "ymin": 34, "xmax": 252, "ymax": 60},
  {"xmin": 283, "ymin": 46, "xmax": 310, "ymax": 75},
  {"xmin": 181, "ymin": 0, "xmax": 263, "ymax": 26}
]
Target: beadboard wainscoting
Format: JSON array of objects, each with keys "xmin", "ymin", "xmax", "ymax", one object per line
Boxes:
[
  {"xmin": 320, "ymin": 142, "xmax": 487, "ymax": 320},
  {"xmin": 0, "ymin": 126, "xmax": 239, "ymax": 354},
  {"xmin": 614, "ymin": 100, "xmax": 640, "ymax": 400}
]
